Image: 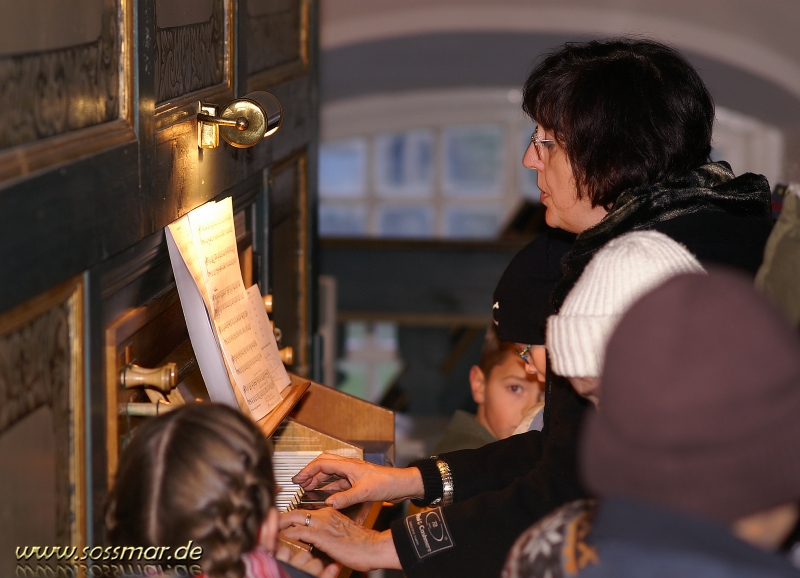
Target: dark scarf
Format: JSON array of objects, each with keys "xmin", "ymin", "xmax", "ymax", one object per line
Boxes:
[
  {"xmin": 550, "ymin": 161, "xmax": 771, "ymax": 312},
  {"xmin": 541, "ymin": 161, "xmax": 770, "ymax": 440}
]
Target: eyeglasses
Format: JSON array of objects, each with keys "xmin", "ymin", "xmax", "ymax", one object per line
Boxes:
[
  {"xmin": 516, "ymin": 344, "xmax": 534, "ymax": 365},
  {"xmin": 530, "ymin": 126, "xmax": 555, "ymax": 161}
]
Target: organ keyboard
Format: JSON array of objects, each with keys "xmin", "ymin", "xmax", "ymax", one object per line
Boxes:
[{"xmin": 274, "ymin": 451, "xmax": 320, "ymax": 513}]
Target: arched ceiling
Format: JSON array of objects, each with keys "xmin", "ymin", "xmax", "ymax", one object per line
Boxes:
[
  {"xmin": 320, "ymin": 0, "xmax": 800, "ymax": 180},
  {"xmin": 322, "ymin": 0, "xmax": 800, "ymax": 102},
  {"xmin": 320, "ymin": 32, "xmax": 800, "ymax": 131}
]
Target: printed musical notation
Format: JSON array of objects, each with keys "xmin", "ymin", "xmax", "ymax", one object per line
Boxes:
[{"xmin": 166, "ymin": 197, "xmax": 290, "ymax": 421}]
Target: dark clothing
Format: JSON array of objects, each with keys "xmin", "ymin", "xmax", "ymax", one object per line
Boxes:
[
  {"xmin": 395, "ymin": 372, "xmax": 589, "ymax": 577},
  {"xmin": 550, "ymin": 161, "xmax": 772, "ymax": 310},
  {"xmin": 583, "ymin": 271, "xmax": 800, "ymax": 525},
  {"xmin": 504, "ymin": 498, "xmax": 800, "ymax": 578},
  {"xmin": 432, "ymin": 410, "xmax": 497, "ymax": 454},
  {"xmin": 582, "ymin": 499, "xmax": 800, "ymax": 578},
  {"xmin": 492, "ymin": 229, "xmax": 575, "ymax": 344},
  {"xmin": 391, "ymin": 163, "xmax": 773, "ymax": 578}
]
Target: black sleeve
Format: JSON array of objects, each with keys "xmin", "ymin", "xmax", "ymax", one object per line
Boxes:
[
  {"xmin": 444, "ymin": 427, "xmax": 546, "ymax": 501},
  {"xmin": 391, "ymin": 376, "xmax": 590, "ymax": 578},
  {"xmin": 409, "ymin": 431, "xmax": 544, "ymax": 507},
  {"xmin": 409, "ymin": 458, "xmax": 444, "ymax": 506}
]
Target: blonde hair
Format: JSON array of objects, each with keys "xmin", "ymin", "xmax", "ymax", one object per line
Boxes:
[{"xmin": 105, "ymin": 403, "xmax": 276, "ymax": 578}]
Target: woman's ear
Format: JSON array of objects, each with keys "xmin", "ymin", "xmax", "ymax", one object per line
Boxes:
[
  {"xmin": 469, "ymin": 365, "xmax": 487, "ymax": 404},
  {"xmin": 258, "ymin": 507, "xmax": 280, "ymax": 552}
]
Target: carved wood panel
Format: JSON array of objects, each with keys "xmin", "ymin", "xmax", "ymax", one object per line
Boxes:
[
  {"xmin": 0, "ymin": 301, "xmax": 69, "ymax": 436},
  {"xmin": 155, "ymin": 0, "xmax": 226, "ymax": 103},
  {"xmin": 0, "ymin": 0, "xmax": 120, "ymax": 150},
  {"xmin": 246, "ymin": 0, "xmax": 309, "ymax": 90},
  {"xmin": 247, "ymin": 0, "xmax": 302, "ymax": 75},
  {"xmin": 0, "ymin": 277, "xmax": 85, "ymax": 546}
]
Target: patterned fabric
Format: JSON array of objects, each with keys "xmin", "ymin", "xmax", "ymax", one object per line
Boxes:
[{"xmin": 503, "ymin": 499, "xmax": 599, "ymax": 578}]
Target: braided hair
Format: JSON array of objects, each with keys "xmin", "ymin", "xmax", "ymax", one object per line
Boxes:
[{"xmin": 105, "ymin": 403, "xmax": 276, "ymax": 578}]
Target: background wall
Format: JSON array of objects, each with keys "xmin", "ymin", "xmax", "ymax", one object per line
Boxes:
[{"xmin": 315, "ymin": 0, "xmax": 800, "ymax": 420}]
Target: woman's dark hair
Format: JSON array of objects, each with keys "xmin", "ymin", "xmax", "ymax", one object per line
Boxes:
[
  {"xmin": 105, "ymin": 403, "xmax": 276, "ymax": 578},
  {"xmin": 523, "ymin": 38, "xmax": 714, "ymax": 209}
]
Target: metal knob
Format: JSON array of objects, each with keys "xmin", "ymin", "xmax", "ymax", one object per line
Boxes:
[
  {"xmin": 263, "ymin": 293, "xmax": 273, "ymax": 313},
  {"xmin": 120, "ymin": 363, "xmax": 177, "ymax": 393},
  {"xmin": 279, "ymin": 346, "xmax": 293, "ymax": 365}
]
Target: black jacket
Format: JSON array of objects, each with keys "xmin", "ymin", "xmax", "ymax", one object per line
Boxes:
[{"xmin": 390, "ymin": 163, "xmax": 773, "ymax": 578}]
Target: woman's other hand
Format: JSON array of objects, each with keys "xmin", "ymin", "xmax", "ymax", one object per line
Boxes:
[
  {"xmin": 280, "ymin": 508, "xmax": 401, "ymax": 572},
  {"xmin": 291, "ymin": 453, "xmax": 424, "ymax": 509}
]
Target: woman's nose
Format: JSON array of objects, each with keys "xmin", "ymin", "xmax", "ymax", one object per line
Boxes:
[{"xmin": 522, "ymin": 142, "xmax": 544, "ymax": 171}]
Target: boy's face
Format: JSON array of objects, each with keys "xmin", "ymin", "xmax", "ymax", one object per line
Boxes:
[{"xmin": 472, "ymin": 351, "xmax": 544, "ymax": 440}]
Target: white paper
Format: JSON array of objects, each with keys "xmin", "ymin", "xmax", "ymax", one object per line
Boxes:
[
  {"xmin": 245, "ymin": 285, "xmax": 292, "ymax": 393},
  {"xmin": 166, "ymin": 198, "xmax": 285, "ymax": 420},
  {"xmin": 168, "ymin": 215, "xmax": 210, "ymax": 308},
  {"xmin": 165, "ymin": 226, "xmax": 239, "ymax": 409}
]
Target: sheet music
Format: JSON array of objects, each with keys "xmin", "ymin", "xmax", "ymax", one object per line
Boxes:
[
  {"xmin": 245, "ymin": 285, "xmax": 292, "ymax": 393},
  {"xmin": 167, "ymin": 215, "xmax": 210, "ymax": 308},
  {"xmin": 167, "ymin": 198, "xmax": 284, "ymax": 420},
  {"xmin": 165, "ymin": 226, "xmax": 239, "ymax": 409},
  {"xmin": 188, "ymin": 197, "xmax": 242, "ymax": 322}
]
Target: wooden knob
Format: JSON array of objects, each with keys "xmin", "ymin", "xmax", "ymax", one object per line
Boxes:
[
  {"xmin": 263, "ymin": 294, "xmax": 273, "ymax": 313},
  {"xmin": 279, "ymin": 346, "xmax": 293, "ymax": 365},
  {"xmin": 120, "ymin": 363, "xmax": 177, "ymax": 393},
  {"xmin": 120, "ymin": 401, "xmax": 178, "ymax": 417}
]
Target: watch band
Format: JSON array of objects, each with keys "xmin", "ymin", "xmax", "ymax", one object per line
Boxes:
[{"xmin": 434, "ymin": 458, "xmax": 454, "ymax": 506}]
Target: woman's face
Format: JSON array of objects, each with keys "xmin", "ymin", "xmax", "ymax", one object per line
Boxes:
[{"xmin": 523, "ymin": 126, "xmax": 608, "ymax": 234}]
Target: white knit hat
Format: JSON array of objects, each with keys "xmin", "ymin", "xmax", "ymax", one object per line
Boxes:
[{"xmin": 547, "ymin": 231, "xmax": 705, "ymax": 378}]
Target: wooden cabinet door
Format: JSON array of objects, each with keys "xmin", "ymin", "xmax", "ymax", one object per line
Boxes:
[{"xmin": 0, "ymin": 0, "xmax": 319, "ymax": 549}]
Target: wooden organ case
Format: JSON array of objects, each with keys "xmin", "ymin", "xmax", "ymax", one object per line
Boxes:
[
  {"xmin": 103, "ymin": 189, "xmax": 394, "ymax": 573},
  {"xmin": 0, "ymin": 0, "xmax": 392, "ymax": 576}
]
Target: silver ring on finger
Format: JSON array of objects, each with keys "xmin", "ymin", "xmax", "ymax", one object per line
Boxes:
[{"xmin": 305, "ymin": 513, "xmax": 311, "ymax": 527}]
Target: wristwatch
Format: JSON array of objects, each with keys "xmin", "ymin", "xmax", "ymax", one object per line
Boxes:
[{"xmin": 430, "ymin": 456, "xmax": 454, "ymax": 506}]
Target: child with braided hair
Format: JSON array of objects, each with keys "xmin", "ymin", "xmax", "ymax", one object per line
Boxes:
[{"xmin": 105, "ymin": 403, "xmax": 338, "ymax": 578}]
